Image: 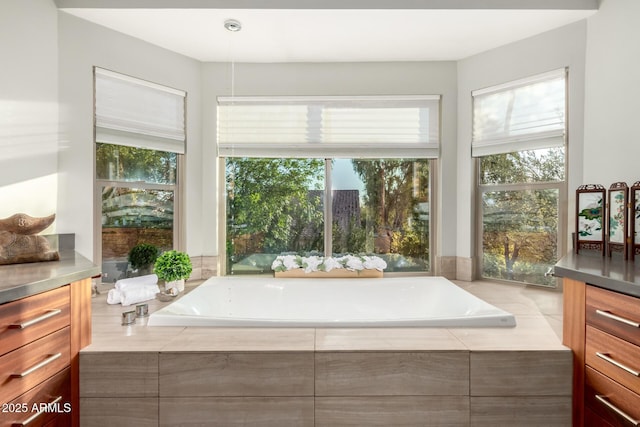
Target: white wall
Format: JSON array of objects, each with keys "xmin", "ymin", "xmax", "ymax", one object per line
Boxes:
[
  {"xmin": 0, "ymin": 0, "xmax": 59, "ymax": 233},
  {"xmin": 583, "ymin": 0, "xmax": 640, "ymax": 185},
  {"xmin": 456, "ymin": 21, "xmax": 588, "ymax": 276},
  {"xmin": 12, "ymin": 1, "xmax": 631, "ymax": 278},
  {"xmin": 57, "ymin": 12, "xmax": 202, "ymax": 259},
  {"xmin": 201, "ymin": 61, "xmax": 458, "ymax": 261}
]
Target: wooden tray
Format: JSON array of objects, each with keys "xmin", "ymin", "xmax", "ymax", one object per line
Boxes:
[{"xmin": 274, "ymin": 269, "xmax": 383, "ymax": 278}]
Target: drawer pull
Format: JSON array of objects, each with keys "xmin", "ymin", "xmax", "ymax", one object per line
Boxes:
[
  {"xmin": 13, "ymin": 395, "xmax": 63, "ymax": 426},
  {"xmin": 595, "ymin": 394, "xmax": 640, "ymax": 426},
  {"xmin": 596, "ymin": 309, "xmax": 640, "ymax": 328},
  {"xmin": 596, "ymin": 352, "xmax": 640, "ymax": 377},
  {"xmin": 12, "ymin": 396, "xmax": 62, "ymax": 427},
  {"xmin": 9, "ymin": 309, "xmax": 62, "ymax": 329},
  {"xmin": 11, "ymin": 353, "xmax": 62, "ymax": 378}
]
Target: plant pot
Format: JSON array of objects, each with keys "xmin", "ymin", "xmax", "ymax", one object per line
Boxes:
[{"xmin": 165, "ymin": 278, "xmax": 185, "ymax": 293}]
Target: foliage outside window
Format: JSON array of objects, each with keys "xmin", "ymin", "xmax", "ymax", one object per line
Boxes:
[
  {"xmin": 97, "ymin": 143, "xmax": 177, "ymax": 282},
  {"xmin": 479, "ymin": 148, "xmax": 565, "ymax": 286},
  {"xmin": 226, "ymin": 158, "xmax": 430, "ymax": 274}
]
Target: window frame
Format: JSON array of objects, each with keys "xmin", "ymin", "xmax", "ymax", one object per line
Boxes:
[
  {"xmin": 93, "ymin": 67, "xmax": 187, "ymax": 271},
  {"xmin": 476, "ymin": 166, "xmax": 567, "ymax": 286},
  {"xmin": 218, "ymin": 157, "xmax": 435, "ymax": 276},
  {"xmin": 93, "ymin": 151, "xmax": 184, "ymax": 274}
]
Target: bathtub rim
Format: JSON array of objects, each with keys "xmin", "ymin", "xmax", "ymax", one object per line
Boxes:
[{"xmin": 147, "ymin": 276, "xmax": 517, "ymax": 328}]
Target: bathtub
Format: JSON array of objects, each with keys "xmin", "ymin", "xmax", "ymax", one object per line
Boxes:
[{"xmin": 148, "ymin": 276, "xmax": 515, "ymax": 327}]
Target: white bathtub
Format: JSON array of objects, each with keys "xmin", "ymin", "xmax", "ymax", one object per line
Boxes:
[{"xmin": 148, "ymin": 276, "xmax": 516, "ymax": 327}]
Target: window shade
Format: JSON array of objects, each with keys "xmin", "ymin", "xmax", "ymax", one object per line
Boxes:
[
  {"xmin": 217, "ymin": 95, "xmax": 440, "ymax": 159},
  {"xmin": 472, "ymin": 68, "xmax": 566, "ymax": 157},
  {"xmin": 94, "ymin": 67, "xmax": 186, "ymax": 154}
]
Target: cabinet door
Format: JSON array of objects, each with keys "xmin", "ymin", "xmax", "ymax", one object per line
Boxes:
[
  {"xmin": 0, "ymin": 367, "xmax": 71, "ymax": 427},
  {"xmin": 0, "ymin": 286, "xmax": 70, "ymax": 356},
  {"xmin": 586, "ymin": 286, "xmax": 640, "ymax": 346},
  {"xmin": 0, "ymin": 327, "xmax": 71, "ymax": 405},
  {"xmin": 585, "ymin": 367, "xmax": 640, "ymax": 427},
  {"xmin": 586, "ymin": 325, "xmax": 640, "ymax": 395}
]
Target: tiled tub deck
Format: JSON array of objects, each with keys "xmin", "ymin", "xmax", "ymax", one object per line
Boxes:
[{"xmin": 80, "ymin": 281, "xmax": 570, "ymax": 426}]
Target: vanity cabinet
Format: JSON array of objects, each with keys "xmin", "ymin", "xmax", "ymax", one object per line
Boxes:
[
  {"xmin": 564, "ymin": 279, "xmax": 640, "ymax": 426},
  {"xmin": 585, "ymin": 286, "xmax": 640, "ymax": 426},
  {"xmin": 0, "ymin": 278, "xmax": 92, "ymax": 427}
]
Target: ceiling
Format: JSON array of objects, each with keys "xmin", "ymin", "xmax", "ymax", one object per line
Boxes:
[{"xmin": 57, "ymin": 1, "xmax": 598, "ymax": 63}]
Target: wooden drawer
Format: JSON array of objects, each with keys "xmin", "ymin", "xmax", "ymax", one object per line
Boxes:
[
  {"xmin": 586, "ymin": 366, "xmax": 640, "ymax": 426},
  {"xmin": 586, "ymin": 325, "xmax": 640, "ymax": 395},
  {"xmin": 585, "ymin": 406, "xmax": 615, "ymax": 426},
  {"xmin": 0, "ymin": 367, "xmax": 71, "ymax": 427},
  {"xmin": 0, "ymin": 327, "xmax": 70, "ymax": 404},
  {"xmin": 587, "ymin": 286, "xmax": 640, "ymax": 347},
  {"xmin": 0, "ymin": 286, "xmax": 70, "ymax": 356}
]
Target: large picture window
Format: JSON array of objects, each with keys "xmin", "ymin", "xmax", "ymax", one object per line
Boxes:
[
  {"xmin": 219, "ymin": 96, "xmax": 439, "ymax": 275},
  {"xmin": 225, "ymin": 158, "xmax": 430, "ymax": 274},
  {"xmin": 473, "ymin": 69, "xmax": 567, "ymax": 286}
]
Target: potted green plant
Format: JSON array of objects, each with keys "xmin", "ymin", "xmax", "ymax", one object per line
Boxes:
[
  {"xmin": 128, "ymin": 243, "xmax": 159, "ymax": 276},
  {"xmin": 154, "ymin": 250, "xmax": 192, "ymax": 293}
]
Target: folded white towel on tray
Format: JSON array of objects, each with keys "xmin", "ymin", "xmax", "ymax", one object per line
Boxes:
[
  {"xmin": 114, "ymin": 274, "xmax": 158, "ymax": 291},
  {"xmin": 107, "ymin": 274, "xmax": 161, "ymax": 306},
  {"xmin": 107, "ymin": 284, "xmax": 160, "ymax": 306}
]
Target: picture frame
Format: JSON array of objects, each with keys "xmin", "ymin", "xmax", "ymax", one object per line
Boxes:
[
  {"xmin": 630, "ymin": 181, "xmax": 640, "ymax": 260},
  {"xmin": 607, "ymin": 181, "xmax": 628, "ymax": 258},
  {"xmin": 575, "ymin": 184, "xmax": 606, "ymax": 255}
]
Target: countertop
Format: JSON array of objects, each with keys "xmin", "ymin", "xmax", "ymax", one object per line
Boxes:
[
  {"xmin": 554, "ymin": 250, "xmax": 640, "ymax": 298},
  {"xmin": 0, "ymin": 250, "xmax": 100, "ymax": 304}
]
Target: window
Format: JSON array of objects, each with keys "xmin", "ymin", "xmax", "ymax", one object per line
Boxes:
[
  {"xmin": 473, "ymin": 69, "xmax": 567, "ymax": 286},
  {"xmin": 225, "ymin": 158, "xmax": 431, "ymax": 274},
  {"xmin": 219, "ymin": 96, "xmax": 439, "ymax": 275},
  {"xmin": 94, "ymin": 68, "xmax": 186, "ymax": 282}
]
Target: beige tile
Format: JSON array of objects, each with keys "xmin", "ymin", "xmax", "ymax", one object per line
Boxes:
[
  {"xmin": 546, "ymin": 314, "xmax": 563, "ymax": 340},
  {"xmin": 80, "ymin": 397, "xmax": 158, "ymax": 427},
  {"xmin": 437, "ymin": 256, "xmax": 457, "ymax": 279},
  {"xmin": 449, "ymin": 315, "xmax": 567, "ymax": 350},
  {"xmin": 82, "ymin": 326, "xmax": 185, "ymax": 352},
  {"xmin": 160, "ymin": 397, "xmax": 314, "ymax": 427},
  {"xmin": 315, "ymin": 328, "xmax": 466, "ymax": 351},
  {"xmin": 315, "ymin": 396, "xmax": 469, "ymax": 426},
  {"xmin": 456, "ymin": 257, "xmax": 475, "ymax": 281},
  {"xmin": 162, "ymin": 327, "xmax": 315, "ymax": 352},
  {"xmin": 315, "ymin": 352, "xmax": 469, "ymax": 396},
  {"xmin": 470, "ymin": 396, "xmax": 571, "ymax": 426},
  {"xmin": 80, "ymin": 352, "xmax": 158, "ymax": 397},
  {"xmin": 159, "ymin": 352, "xmax": 314, "ymax": 397},
  {"xmin": 201, "ymin": 255, "xmax": 218, "ymax": 279},
  {"xmin": 470, "ymin": 350, "xmax": 572, "ymax": 396}
]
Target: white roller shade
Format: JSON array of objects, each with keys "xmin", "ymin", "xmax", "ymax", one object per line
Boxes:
[
  {"xmin": 217, "ymin": 95, "xmax": 440, "ymax": 159},
  {"xmin": 472, "ymin": 68, "xmax": 566, "ymax": 157},
  {"xmin": 94, "ymin": 67, "xmax": 186, "ymax": 154}
]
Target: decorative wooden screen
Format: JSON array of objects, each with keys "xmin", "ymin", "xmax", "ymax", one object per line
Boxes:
[
  {"xmin": 630, "ymin": 181, "xmax": 640, "ymax": 260},
  {"xmin": 607, "ymin": 182, "xmax": 629, "ymax": 258},
  {"xmin": 575, "ymin": 184, "xmax": 606, "ymax": 255}
]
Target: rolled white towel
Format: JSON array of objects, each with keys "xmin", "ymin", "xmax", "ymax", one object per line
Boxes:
[
  {"xmin": 115, "ymin": 274, "xmax": 158, "ymax": 291},
  {"xmin": 106, "ymin": 288, "xmax": 123, "ymax": 305},
  {"xmin": 120, "ymin": 283, "xmax": 161, "ymax": 306}
]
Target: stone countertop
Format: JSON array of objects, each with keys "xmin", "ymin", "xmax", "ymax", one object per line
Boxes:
[
  {"xmin": 554, "ymin": 250, "xmax": 640, "ymax": 298},
  {"xmin": 0, "ymin": 250, "xmax": 100, "ymax": 304}
]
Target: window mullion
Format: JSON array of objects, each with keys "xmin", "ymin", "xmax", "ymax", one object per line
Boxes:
[
  {"xmin": 478, "ymin": 181, "xmax": 563, "ymax": 193},
  {"xmin": 324, "ymin": 159, "xmax": 332, "ymax": 257}
]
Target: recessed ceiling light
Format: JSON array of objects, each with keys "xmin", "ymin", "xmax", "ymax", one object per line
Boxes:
[{"xmin": 224, "ymin": 19, "xmax": 242, "ymax": 32}]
